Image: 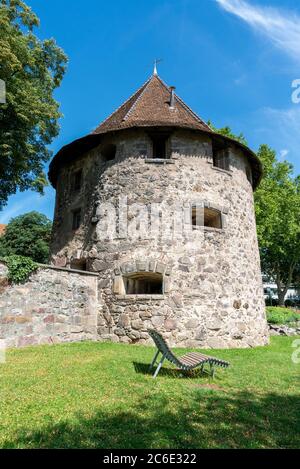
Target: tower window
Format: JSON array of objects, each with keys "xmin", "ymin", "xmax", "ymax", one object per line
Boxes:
[
  {"xmin": 72, "ymin": 169, "xmax": 82, "ymax": 192},
  {"xmin": 70, "ymin": 258, "xmax": 87, "ymax": 271},
  {"xmin": 102, "ymin": 143, "xmax": 116, "ymax": 162},
  {"xmin": 72, "ymin": 208, "xmax": 82, "ymax": 230},
  {"xmin": 149, "ymin": 132, "xmax": 169, "ymax": 159},
  {"xmin": 246, "ymin": 167, "xmax": 252, "ymax": 185},
  {"xmin": 123, "ymin": 272, "xmax": 163, "ymax": 295},
  {"xmin": 192, "ymin": 206, "xmax": 222, "ymax": 229},
  {"xmin": 213, "ymin": 146, "xmax": 229, "ymax": 171}
]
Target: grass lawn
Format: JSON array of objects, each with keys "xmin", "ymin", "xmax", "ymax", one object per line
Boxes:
[{"xmin": 0, "ymin": 336, "xmax": 299, "ymax": 449}]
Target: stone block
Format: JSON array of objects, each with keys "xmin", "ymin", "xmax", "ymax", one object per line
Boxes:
[
  {"xmin": 114, "ymin": 328, "xmax": 126, "ymax": 336},
  {"xmin": 128, "ymin": 330, "xmax": 141, "ymax": 339},
  {"xmin": 139, "ymin": 311, "xmax": 152, "ymax": 320},
  {"xmin": 155, "ymin": 262, "xmax": 166, "ymax": 274},
  {"xmin": 172, "ymin": 294, "xmax": 183, "ymax": 308},
  {"xmin": 131, "ymin": 319, "xmax": 144, "ymax": 330},
  {"xmin": 163, "ymin": 277, "xmax": 171, "ymax": 293},
  {"xmin": 0, "ymin": 316, "xmax": 15, "ymax": 324},
  {"xmin": 136, "ymin": 261, "xmax": 148, "ymax": 271},
  {"xmin": 17, "ymin": 336, "xmax": 37, "ymax": 347},
  {"xmin": 118, "ymin": 314, "xmax": 130, "ymax": 328},
  {"xmin": 151, "ymin": 316, "xmax": 164, "ymax": 328},
  {"xmin": 178, "ymin": 265, "xmax": 189, "ymax": 272},
  {"xmin": 15, "ymin": 316, "xmax": 31, "ymax": 324},
  {"xmin": 43, "ymin": 315, "xmax": 55, "ymax": 323},
  {"xmin": 208, "ymin": 320, "xmax": 223, "ymax": 331},
  {"xmin": 207, "ymin": 337, "xmax": 226, "ymax": 348},
  {"xmin": 113, "ymin": 276, "xmax": 124, "ymax": 295},
  {"xmin": 185, "ymin": 319, "xmax": 199, "ymax": 329},
  {"xmin": 164, "ymin": 318, "xmax": 177, "ymax": 331},
  {"xmin": 164, "ymin": 265, "xmax": 172, "ymax": 276},
  {"xmin": 92, "ymin": 260, "xmax": 109, "ymax": 272}
]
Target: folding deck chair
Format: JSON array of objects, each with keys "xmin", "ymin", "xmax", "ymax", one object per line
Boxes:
[{"xmin": 148, "ymin": 329, "xmax": 230, "ymax": 379}]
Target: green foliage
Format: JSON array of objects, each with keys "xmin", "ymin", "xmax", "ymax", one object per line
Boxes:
[
  {"xmin": 0, "ymin": 338, "xmax": 299, "ymax": 448},
  {"xmin": 1, "ymin": 254, "xmax": 37, "ymax": 283},
  {"xmin": 0, "ymin": 0, "xmax": 67, "ymax": 208},
  {"xmin": 255, "ymin": 145, "xmax": 300, "ymax": 304},
  {"xmin": 205, "ymin": 124, "xmax": 300, "ymax": 304},
  {"xmin": 207, "ymin": 120, "xmax": 248, "ymax": 145},
  {"xmin": 266, "ymin": 306, "xmax": 299, "ymax": 325},
  {"xmin": 0, "ymin": 211, "xmax": 52, "ymax": 263}
]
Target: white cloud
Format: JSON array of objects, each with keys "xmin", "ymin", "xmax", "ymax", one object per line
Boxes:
[
  {"xmin": 258, "ymin": 106, "xmax": 300, "ymax": 171},
  {"xmin": 279, "ymin": 149, "xmax": 289, "ymax": 160},
  {"xmin": 216, "ymin": 0, "xmax": 300, "ymax": 62}
]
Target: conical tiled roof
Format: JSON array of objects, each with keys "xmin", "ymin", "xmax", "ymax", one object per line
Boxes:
[
  {"xmin": 93, "ymin": 75, "xmax": 212, "ymax": 134},
  {"xmin": 49, "ymin": 73, "xmax": 262, "ymax": 189}
]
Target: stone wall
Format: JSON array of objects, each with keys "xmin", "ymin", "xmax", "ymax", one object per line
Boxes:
[
  {"xmin": 49, "ymin": 128, "xmax": 269, "ymax": 349},
  {"xmin": 0, "ymin": 263, "xmax": 98, "ymax": 348}
]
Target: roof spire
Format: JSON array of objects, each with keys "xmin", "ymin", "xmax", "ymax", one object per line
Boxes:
[{"xmin": 153, "ymin": 58, "xmax": 162, "ymax": 76}]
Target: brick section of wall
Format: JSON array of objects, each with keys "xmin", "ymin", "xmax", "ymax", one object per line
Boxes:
[{"xmin": 0, "ymin": 263, "xmax": 98, "ymax": 348}]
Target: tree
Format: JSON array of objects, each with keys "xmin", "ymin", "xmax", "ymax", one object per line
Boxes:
[
  {"xmin": 0, "ymin": 211, "xmax": 52, "ymax": 263},
  {"xmin": 254, "ymin": 145, "xmax": 300, "ymax": 306},
  {"xmin": 207, "ymin": 120, "xmax": 248, "ymax": 146},
  {"xmin": 0, "ymin": 0, "xmax": 67, "ymax": 208}
]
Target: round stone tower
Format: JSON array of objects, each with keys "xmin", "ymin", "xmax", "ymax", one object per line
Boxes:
[{"xmin": 49, "ymin": 72, "xmax": 269, "ymax": 348}]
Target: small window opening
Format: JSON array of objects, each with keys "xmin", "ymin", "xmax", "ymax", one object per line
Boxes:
[
  {"xmin": 213, "ymin": 142, "xmax": 229, "ymax": 171},
  {"xmin": 70, "ymin": 259, "xmax": 87, "ymax": 271},
  {"xmin": 246, "ymin": 167, "xmax": 252, "ymax": 185},
  {"xmin": 123, "ymin": 272, "xmax": 163, "ymax": 295},
  {"xmin": 192, "ymin": 206, "xmax": 222, "ymax": 229},
  {"xmin": 72, "ymin": 208, "xmax": 82, "ymax": 230},
  {"xmin": 149, "ymin": 132, "xmax": 169, "ymax": 159},
  {"xmin": 72, "ymin": 169, "xmax": 82, "ymax": 192},
  {"xmin": 102, "ymin": 143, "xmax": 116, "ymax": 162}
]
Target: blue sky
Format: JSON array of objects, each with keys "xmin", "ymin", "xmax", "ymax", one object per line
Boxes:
[{"xmin": 1, "ymin": 0, "xmax": 300, "ymax": 223}]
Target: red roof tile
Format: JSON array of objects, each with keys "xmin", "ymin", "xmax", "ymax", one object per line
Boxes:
[{"xmin": 93, "ymin": 75, "xmax": 212, "ymax": 134}]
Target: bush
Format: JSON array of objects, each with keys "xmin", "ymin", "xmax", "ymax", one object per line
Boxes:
[
  {"xmin": 266, "ymin": 306, "xmax": 300, "ymax": 325},
  {"xmin": 0, "ymin": 211, "xmax": 52, "ymax": 263},
  {"xmin": 1, "ymin": 255, "xmax": 38, "ymax": 283}
]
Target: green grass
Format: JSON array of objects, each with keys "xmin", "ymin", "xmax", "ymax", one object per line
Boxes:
[
  {"xmin": 0, "ymin": 337, "xmax": 299, "ymax": 449},
  {"xmin": 266, "ymin": 306, "xmax": 300, "ymax": 324}
]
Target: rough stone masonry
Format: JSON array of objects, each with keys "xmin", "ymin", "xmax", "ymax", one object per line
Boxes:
[
  {"xmin": 47, "ymin": 73, "xmax": 269, "ymax": 349},
  {"xmin": 0, "ymin": 263, "xmax": 98, "ymax": 348},
  {"xmin": 0, "ymin": 73, "xmax": 269, "ymax": 349}
]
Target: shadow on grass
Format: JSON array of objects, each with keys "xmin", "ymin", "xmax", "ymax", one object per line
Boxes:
[
  {"xmin": 2, "ymin": 391, "xmax": 300, "ymax": 449},
  {"xmin": 133, "ymin": 361, "xmax": 203, "ymax": 379}
]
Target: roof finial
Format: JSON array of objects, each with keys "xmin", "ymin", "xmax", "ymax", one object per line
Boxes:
[{"xmin": 153, "ymin": 58, "xmax": 162, "ymax": 76}]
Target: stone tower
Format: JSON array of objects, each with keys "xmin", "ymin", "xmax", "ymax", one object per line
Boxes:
[{"xmin": 49, "ymin": 72, "xmax": 269, "ymax": 348}]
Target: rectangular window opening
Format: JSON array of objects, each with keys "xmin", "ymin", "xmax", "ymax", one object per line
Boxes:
[
  {"xmin": 72, "ymin": 169, "xmax": 83, "ymax": 192},
  {"xmin": 70, "ymin": 259, "xmax": 87, "ymax": 271},
  {"xmin": 149, "ymin": 132, "xmax": 170, "ymax": 159},
  {"xmin": 213, "ymin": 146, "xmax": 229, "ymax": 171},
  {"xmin": 72, "ymin": 208, "xmax": 82, "ymax": 230},
  {"xmin": 192, "ymin": 206, "xmax": 222, "ymax": 229},
  {"xmin": 123, "ymin": 272, "xmax": 163, "ymax": 295},
  {"xmin": 246, "ymin": 167, "xmax": 253, "ymax": 185}
]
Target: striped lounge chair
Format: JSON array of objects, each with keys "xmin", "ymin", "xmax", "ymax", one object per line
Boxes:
[{"xmin": 148, "ymin": 329, "xmax": 230, "ymax": 379}]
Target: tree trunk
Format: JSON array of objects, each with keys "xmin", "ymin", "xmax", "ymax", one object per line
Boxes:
[
  {"xmin": 277, "ymin": 289, "xmax": 286, "ymax": 307},
  {"xmin": 275, "ymin": 263, "xmax": 295, "ymax": 307}
]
